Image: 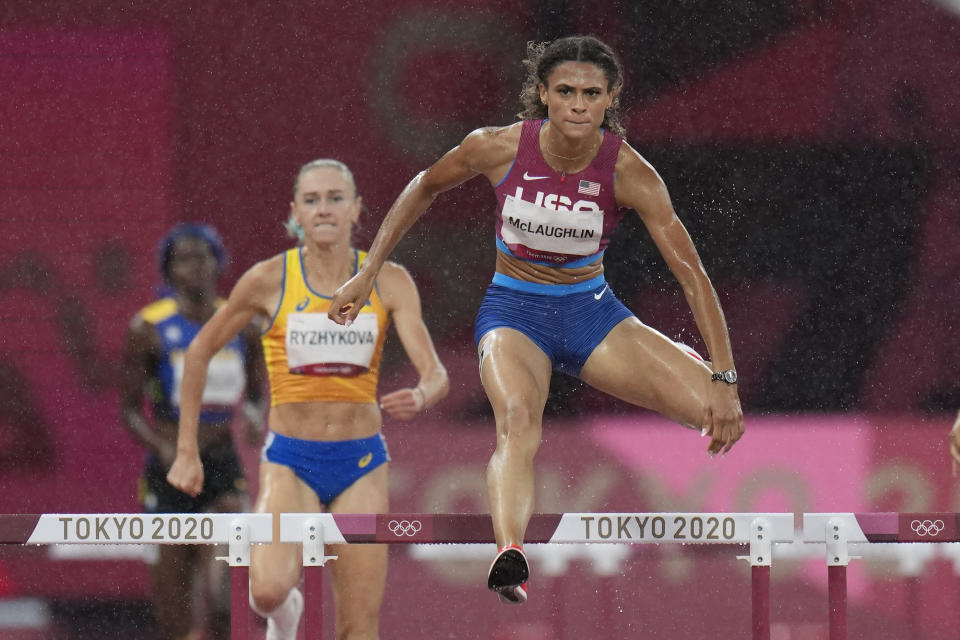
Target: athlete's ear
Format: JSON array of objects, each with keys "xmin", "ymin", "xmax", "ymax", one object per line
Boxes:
[{"xmin": 538, "ymin": 82, "xmax": 548, "ymax": 105}]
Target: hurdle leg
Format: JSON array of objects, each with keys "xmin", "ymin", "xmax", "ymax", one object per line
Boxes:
[
  {"xmin": 828, "ymin": 566, "xmax": 846, "ymax": 640},
  {"xmin": 230, "ymin": 566, "xmax": 251, "ymax": 640},
  {"xmin": 825, "ymin": 518, "xmax": 850, "ymax": 640},
  {"xmin": 751, "ymin": 565, "xmax": 770, "ymax": 640},
  {"xmin": 226, "ymin": 518, "xmax": 253, "ymax": 640},
  {"xmin": 740, "ymin": 517, "xmax": 772, "ymax": 640},
  {"xmin": 304, "ymin": 566, "xmax": 323, "ymax": 636},
  {"xmin": 302, "ymin": 517, "xmax": 338, "ymax": 639}
]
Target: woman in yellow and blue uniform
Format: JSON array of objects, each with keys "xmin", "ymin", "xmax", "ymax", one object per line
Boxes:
[
  {"xmin": 121, "ymin": 223, "xmax": 266, "ymax": 640},
  {"xmin": 259, "ymin": 245, "xmax": 393, "ymax": 506},
  {"xmin": 167, "ymin": 159, "xmax": 448, "ymax": 640}
]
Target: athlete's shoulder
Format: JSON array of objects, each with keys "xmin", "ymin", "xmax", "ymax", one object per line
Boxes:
[
  {"xmin": 614, "ymin": 141, "xmax": 673, "ymax": 215},
  {"xmin": 464, "ymin": 122, "xmax": 522, "ymax": 143},
  {"xmin": 451, "ymin": 122, "xmax": 520, "ymax": 177},
  {"xmin": 615, "ymin": 140, "xmax": 663, "ymax": 184},
  {"xmin": 137, "ymin": 297, "xmax": 178, "ymax": 325},
  {"xmin": 378, "ymin": 259, "xmax": 415, "ymax": 290},
  {"xmin": 241, "ymin": 252, "xmax": 286, "ymax": 287},
  {"xmin": 461, "ymin": 122, "xmax": 522, "ymax": 155},
  {"xmin": 230, "ymin": 251, "xmax": 287, "ymax": 313}
]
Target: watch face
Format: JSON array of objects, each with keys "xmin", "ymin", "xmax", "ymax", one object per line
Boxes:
[{"xmin": 724, "ymin": 370, "xmax": 738, "ymax": 384}]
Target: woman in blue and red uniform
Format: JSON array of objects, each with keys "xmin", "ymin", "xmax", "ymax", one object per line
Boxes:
[
  {"xmin": 329, "ymin": 36, "xmax": 745, "ymax": 605},
  {"xmin": 121, "ymin": 223, "xmax": 265, "ymax": 640},
  {"xmin": 167, "ymin": 159, "xmax": 449, "ymax": 640}
]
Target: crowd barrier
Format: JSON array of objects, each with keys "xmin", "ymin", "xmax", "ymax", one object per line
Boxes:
[{"xmin": 2, "ymin": 512, "xmax": 957, "ymax": 640}]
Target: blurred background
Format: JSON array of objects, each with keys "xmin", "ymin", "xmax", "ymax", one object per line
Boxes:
[{"xmin": 0, "ymin": 0, "xmax": 958, "ymax": 638}]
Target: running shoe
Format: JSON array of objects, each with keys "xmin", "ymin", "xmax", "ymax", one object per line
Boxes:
[{"xmin": 487, "ymin": 544, "xmax": 529, "ymax": 605}]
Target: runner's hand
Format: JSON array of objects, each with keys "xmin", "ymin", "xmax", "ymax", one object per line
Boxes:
[
  {"xmin": 166, "ymin": 452, "xmax": 204, "ymax": 497},
  {"xmin": 329, "ymin": 271, "xmax": 376, "ymax": 326},
  {"xmin": 701, "ymin": 384, "xmax": 744, "ymax": 456},
  {"xmin": 380, "ymin": 386, "xmax": 426, "ymax": 421}
]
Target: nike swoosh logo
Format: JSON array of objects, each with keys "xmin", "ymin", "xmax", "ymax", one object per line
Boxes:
[
  {"xmin": 593, "ymin": 286, "xmax": 608, "ymax": 300},
  {"xmin": 295, "ymin": 297, "xmax": 310, "ymax": 311},
  {"xmin": 358, "ymin": 453, "xmax": 373, "ymax": 468},
  {"xmin": 523, "ymin": 172, "xmax": 549, "ymax": 181}
]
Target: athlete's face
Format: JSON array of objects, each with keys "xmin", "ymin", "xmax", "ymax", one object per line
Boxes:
[
  {"xmin": 538, "ymin": 61, "xmax": 617, "ymax": 139},
  {"xmin": 169, "ymin": 236, "xmax": 218, "ymax": 294},
  {"xmin": 290, "ymin": 167, "xmax": 361, "ymax": 246}
]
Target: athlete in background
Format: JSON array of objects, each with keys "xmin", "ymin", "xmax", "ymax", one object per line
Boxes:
[{"xmin": 121, "ymin": 223, "xmax": 265, "ymax": 640}]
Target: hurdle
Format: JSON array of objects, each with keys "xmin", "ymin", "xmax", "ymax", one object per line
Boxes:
[
  {"xmin": 0, "ymin": 512, "xmax": 792, "ymax": 639},
  {"xmin": 0, "ymin": 513, "xmax": 272, "ymax": 640},
  {"xmin": 803, "ymin": 512, "xmax": 960, "ymax": 640},
  {"xmin": 282, "ymin": 512, "xmax": 794, "ymax": 640}
]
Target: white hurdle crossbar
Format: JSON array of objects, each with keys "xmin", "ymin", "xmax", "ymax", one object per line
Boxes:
[
  {"xmin": 11, "ymin": 512, "xmax": 960, "ymax": 639},
  {"xmin": 282, "ymin": 512, "xmax": 795, "ymax": 640},
  {"xmin": 0, "ymin": 513, "xmax": 272, "ymax": 640},
  {"xmin": 1, "ymin": 512, "xmax": 794, "ymax": 640}
]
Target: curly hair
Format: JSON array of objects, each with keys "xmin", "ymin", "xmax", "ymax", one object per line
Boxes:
[{"xmin": 516, "ymin": 35, "xmax": 625, "ymax": 138}]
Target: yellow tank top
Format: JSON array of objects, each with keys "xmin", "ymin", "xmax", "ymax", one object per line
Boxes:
[{"xmin": 261, "ymin": 248, "xmax": 389, "ymax": 406}]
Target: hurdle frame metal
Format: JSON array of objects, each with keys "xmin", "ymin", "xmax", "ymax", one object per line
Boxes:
[
  {"xmin": 803, "ymin": 512, "xmax": 960, "ymax": 640},
  {"xmin": 6, "ymin": 511, "xmax": 875, "ymax": 639},
  {"xmin": 281, "ymin": 511, "xmax": 794, "ymax": 640},
  {"xmin": 0, "ymin": 513, "xmax": 273, "ymax": 640}
]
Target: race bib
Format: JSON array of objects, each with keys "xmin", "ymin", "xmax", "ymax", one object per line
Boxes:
[
  {"xmin": 286, "ymin": 312, "xmax": 379, "ymax": 376},
  {"xmin": 171, "ymin": 348, "xmax": 245, "ymax": 407},
  {"xmin": 500, "ymin": 195, "xmax": 603, "ymax": 256}
]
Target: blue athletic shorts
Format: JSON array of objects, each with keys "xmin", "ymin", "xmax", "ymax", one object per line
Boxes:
[
  {"xmin": 474, "ymin": 275, "xmax": 634, "ymax": 376},
  {"xmin": 262, "ymin": 431, "xmax": 390, "ymax": 507}
]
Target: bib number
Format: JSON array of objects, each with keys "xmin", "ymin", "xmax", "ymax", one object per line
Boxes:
[
  {"xmin": 286, "ymin": 312, "xmax": 378, "ymax": 376},
  {"xmin": 500, "ymin": 195, "xmax": 603, "ymax": 256}
]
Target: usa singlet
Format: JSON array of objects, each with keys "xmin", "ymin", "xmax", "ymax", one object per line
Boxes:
[
  {"xmin": 138, "ymin": 297, "xmax": 247, "ymax": 424},
  {"xmin": 261, "ymin": 247, "xmax": 389, "ymax": 405},
  {"xmin": 494, "ymin": 118, "xmax": 624, "ymax": 269}
]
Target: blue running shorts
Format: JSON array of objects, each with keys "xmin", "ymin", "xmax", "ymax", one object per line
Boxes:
[
  {"xmin": 474, "ymin": 274, "xmax": 634, "ymax": 377},
  {"xmin": 262, "ymin": 431, "xmax": 390, "ymax": 506}
]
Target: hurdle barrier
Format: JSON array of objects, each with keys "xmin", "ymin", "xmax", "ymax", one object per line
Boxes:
[
  {"xmin": 803, "ymin": 512, "xmax": 960, "ymax": 640},
  {"xmin": 279, "ymin": 512, "xmax": 795, "ymax": 640},
  {"xmin": 0, "ymin": 513, "xmax": 273, "ymax": 639},
  {"xmin": 12, "ymin": 512, "xmax": 959, "ymax": 639}
]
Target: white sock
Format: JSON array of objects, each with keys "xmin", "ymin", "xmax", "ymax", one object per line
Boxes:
[{"xmin": 250, "ymin": 586, "xmax": 302, "ymax": 633}]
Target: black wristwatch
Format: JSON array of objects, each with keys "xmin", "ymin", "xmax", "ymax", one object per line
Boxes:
[{"xmin": 711, "ymin": 369, "xmax": 738, "ymax": 385}]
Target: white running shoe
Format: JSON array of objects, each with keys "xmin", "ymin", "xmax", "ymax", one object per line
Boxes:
[{"xmin": 265, "ymin": 587, "xmax": 303, "ymax": 640}]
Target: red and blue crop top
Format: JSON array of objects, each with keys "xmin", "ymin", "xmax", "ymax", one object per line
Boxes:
[{"xmin": 493, "ymin": 119, "xmax": 625, "ymax": 269}]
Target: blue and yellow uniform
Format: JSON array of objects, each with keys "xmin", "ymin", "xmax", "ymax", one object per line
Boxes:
[
  {"xmin": 137, "ymin": 297, "xmax": 248, "ymax": 513},
  {"xmin": 260, "ymin": 247, "xmax": 392, "ymax": 505}
]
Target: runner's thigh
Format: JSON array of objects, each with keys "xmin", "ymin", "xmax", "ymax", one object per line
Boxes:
[{"xmin": 579, "ymin": 317, "xmax": 710, "ymax": 427}]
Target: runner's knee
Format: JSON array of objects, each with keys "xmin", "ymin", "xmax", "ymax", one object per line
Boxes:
[
  {"xmin": 249, "ymin": 578, "xmax": 293, "ymax": 615},
  {"xmin": 496, "ymin": 402, "xmax": 542, "ymax": 453}
]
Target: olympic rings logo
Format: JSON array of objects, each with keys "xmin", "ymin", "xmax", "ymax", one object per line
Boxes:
[
  {"xmin": 910, "ymin": 519, "xmax": 945, "ymax": 537},
  {"xmin": 387, "ymin": 519, "xmax": 423, "ymax": 537}
]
